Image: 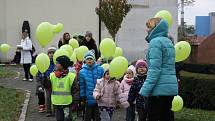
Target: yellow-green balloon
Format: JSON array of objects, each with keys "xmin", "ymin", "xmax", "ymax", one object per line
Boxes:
[
  {"xmin": 109, "ymin": 56, "xmax": 128, "ymax": 79},
  {"xmin": 171, "ymin": 95, "xmax": 184, "ymax": 112},
  {"xmin": 100, "ymin": 38, "xmax": 116, "ymax": 59},
  {"xmin": 60, "ymin": 44, "xmax": 73, "ymax": 57},
  {"xmin": 30, "ymin": 65, "xmax": 38, "ymax": 76},
  {"xmin": 76, "ymin": 46, "xmax": 89, "ymax": 61},
  {"xmin": 36, "ymin": 22, "xmax": 55, "ymax": 48},
  {"xmin": 53, "ymin": 49, "xmax": 70, "ymax": 64},
  {"xmin": 69, "ymin": 39, "xmax": 79, "ymax": 49},
  {"xmin": 113, "ymin": 47, "xmax": 123, "ymax": 58},
  {"xmin": 101, "ymin": 63, "xmax": 109, "ymax": 70},
  {"xmin": 175, "ymin": 41, "xmax": 191, "ymax": 62},
  {"xmin": 0, "ymin": 44, "xmax": 11, "ymax": 53},
  {"xmin": 155, "ymin": 10, "xmax": 173, "ymax": 28},
  {"xmin": 53, "ymin": 23, "xmax": 64, "ymax": 33},
  {"xmin": 35, "ymin": 53, "xmax": 50, "ymax": 73},
  {"xmin": 70, "ymin": 51, "xmax": 77, "ymax": 64}
]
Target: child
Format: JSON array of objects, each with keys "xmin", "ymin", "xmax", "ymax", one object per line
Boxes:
[
  {"xmin": 36, "ymin": 46, "xmax": 56, "ymax": 114},
  {"xmin": 128, "ymin": 60, "xmax": 148, "ymax": 121},
  {"xmin": 49, "ymin": 55, "xmax": 77, "ymax": 121},
  {"xmin": 79, "ymin": 50, "xmax": 104, "ymax": 121},
  {"xmin": 120, "ymin": 65, "xmax": 136, "ymax": 121},
  {"xmin": 93, "ymin": 69, "xmax": 129, "ymax": 121}
]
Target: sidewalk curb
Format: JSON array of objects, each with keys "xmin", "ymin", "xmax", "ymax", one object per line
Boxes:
[{"xmin": 18, "ymin": 90, "xmax": 31, "ymax": 121}]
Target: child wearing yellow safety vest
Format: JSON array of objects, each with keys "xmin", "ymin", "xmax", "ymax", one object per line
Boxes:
[{"xmin": 49, "ymin": 55, "xmax": 78, "ymax": 121}]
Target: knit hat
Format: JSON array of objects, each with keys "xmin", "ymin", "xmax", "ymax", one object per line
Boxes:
[
  {"xmin": 135, "ymin": 59, "xmax": 148, "ymax": 70},
  {"xmin": 84, "ymin": 50, "xmax": 96, "ymax": 61},
  {"xmin": 85, "ymin": 31, "xmax": 93, "ymax": 37},
  {"xmin": 47, "ymin": 46, "xmax": 57, "ymax": 53},
  {"xmin": 56, "ymin": 55, "xmax": 73, "ymax": 69},
  {"xmin": 127, "ymin": 65, "xmax": 136, "ymax": 76}
]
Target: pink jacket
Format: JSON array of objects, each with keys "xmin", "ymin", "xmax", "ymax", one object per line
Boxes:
[
  {"xmin": 120, "ymin": 76, "xmax": 134, "ymax": 100},
  {"xmin": 93, "ymin": 78, "xmax": 129, "ymax": 108}
]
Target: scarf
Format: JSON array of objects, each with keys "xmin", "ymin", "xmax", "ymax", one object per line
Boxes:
[
  {"xmin": 54, "ymin": 69, "xmax": 68, "ymax": 78},
  {"xmin": 124, "ymin": 76, "xmax": 134, "ymax": 85}
]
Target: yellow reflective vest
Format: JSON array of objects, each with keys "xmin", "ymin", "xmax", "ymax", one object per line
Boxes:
[{"xmin": 50, "ymin": 72, "xmax": 76, "ymax": 105}]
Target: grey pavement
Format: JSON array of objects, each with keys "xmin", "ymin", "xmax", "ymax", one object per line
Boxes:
[{"xmin": 0, "ymin": 66, "xmax": 126, "ymax": 121}]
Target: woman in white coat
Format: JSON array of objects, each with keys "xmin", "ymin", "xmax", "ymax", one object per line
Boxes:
[{"xmin": 19, "ymin": 32, "xmax": 33, "ymax": 81}]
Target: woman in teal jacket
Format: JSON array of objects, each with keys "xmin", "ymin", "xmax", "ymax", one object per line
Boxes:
[{"xmin": 139, "ymin": 18, "xmax": 178, "ymax": 121}]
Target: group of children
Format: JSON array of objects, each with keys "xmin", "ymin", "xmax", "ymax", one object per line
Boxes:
[{"xmin": 36, "ymin": 46, "xmax": 149, "ymax": 121}]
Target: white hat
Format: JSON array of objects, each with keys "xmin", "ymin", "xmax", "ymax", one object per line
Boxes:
[
  {"xmin": 127, "ymin": 65, "xmax": 136, "ymax": 76},
  {"xmin": 48, "ymin": 46, "xmax": 57, "ymax": 52}
]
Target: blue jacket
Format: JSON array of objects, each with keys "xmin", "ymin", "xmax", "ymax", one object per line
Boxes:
[
  {"xmin": 79, "ymin": 63, "xmax": 104, "ymax": 106},
  {"xmin": 139, "ymin": 19, "xmax": 178, "ymax": 97}
]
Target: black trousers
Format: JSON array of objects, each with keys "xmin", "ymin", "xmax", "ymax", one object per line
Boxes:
[
  {"xmin": 55, "ymin": 105, "xmax": 73, "ymax": 121},
  {"xmin": 38, "ymin": 92, "xmax": 45, "ymax": 105},
  {"xmin": 126, "ymin": 104, "xmax": 135, "ymax": 121},
  {"xmin": 136, "ymin": 107, "xmax": 147, "ymax": 121},
  {"xmin": 146, "ymin": 96, "xmax": 174, "ymax": 121},
  {"xmin": 23, "ymin": 64, "xmax": 33, "ymax": 79},
  {"xmin": 85, "ymin": 105, "xmax": 100, "ymax": 121}
]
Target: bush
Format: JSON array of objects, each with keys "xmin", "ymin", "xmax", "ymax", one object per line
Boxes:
[
  {"xmin": 182, "ymin": 63, "xmax": 215, "ymax": 74},
  {"xmin": 180, "ymin": 75, "xmax": 215, "ymax": 110}
]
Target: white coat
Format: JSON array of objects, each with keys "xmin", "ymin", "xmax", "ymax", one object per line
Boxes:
[{"xmin": 20, "ymin": 37, "xmax": 32, "ymax": 64}]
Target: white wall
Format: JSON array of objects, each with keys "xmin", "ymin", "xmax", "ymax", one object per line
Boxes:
[
  {"xmin": 101, "ymin": 0, "xmax": 178, "ymax": 62},
  {"xmin": 0, "ymin": 0, "xmax": 99, "ymax": 62}
]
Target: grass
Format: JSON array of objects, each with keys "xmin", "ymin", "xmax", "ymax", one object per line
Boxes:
[
  {"xmin": 0, "ymin": 67, "xmax": 16, "ymax": 78},
  {"xmin": 175, "ymin": 108, "xmax": 215, "ymax": 121},
  {"xmin": 0, "ymin": 86, "xmax": 25, "ymax": 121},
  {"xmin": 180, "ymin": 71, "xmax": 215, "ymax": 80}
]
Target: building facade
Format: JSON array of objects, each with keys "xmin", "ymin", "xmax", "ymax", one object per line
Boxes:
[{"xmin": 0, "ymin": 0, "xmax": 178, "ymax": 62}]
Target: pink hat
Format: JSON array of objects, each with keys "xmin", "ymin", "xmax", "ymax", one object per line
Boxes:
[{"xmin": 135, "ymin": 60, "xmax": 148, "ymax": 70}]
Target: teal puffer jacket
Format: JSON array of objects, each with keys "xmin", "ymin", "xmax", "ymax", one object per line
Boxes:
[{"xmin": 139, "ymin": 19, "xmax": 178, "ymax": 97}]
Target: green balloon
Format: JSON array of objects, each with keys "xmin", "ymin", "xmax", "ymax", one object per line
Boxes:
[
  {"xmin": 53, "ymin": 23, "xmax": 64, "ymax": 33},
  {"xmin": 53, "ymin": 49, "xmax": 70, "ymax": 64},
  {"xmin": 100, "ymin": 38, "xmax": 116, "ymax": 59},
  {"xmin": 113, "ymin": 47, "xmax": 123, "ymax": 58},
  {"xmin": 0, "ymin": 44, "xmax": 11, "ymax": 53},
  {"xmin": 30, "ymin": 65, "xmax": 38, "ymax": 76},
  {"xmin": 155, "ymin": 10, "xmax": 173, "ymax": 28},
  {"xmin": 76, "ymin": 46, "xmax": 89, "ymax": 61},
  {"xmin": 69, "ymin": 39, "xmax": 79, "ymax": 49},
  {"xmin": 70, "ymin": 51, "xmax": 77, "ymax": 64},
  {"xmin": 101, "ymin": 63, "xmax": 109, "ymax": 70},
  {"xmin": 109, "ymin": 56, "xmax": 128, "ymax": 79},
  {"xmin": 36, "ymin": 22, "xmax": 55, "ymax": 48},
  {"xmin": 35, "ymin": 53, "xmax": 50, "ymax": 73},
  {"xmin": 175, "ymin": 41, "xmax": 191, "ymax": 62},
  {"xmin": 171, "ymin": 95, "xmax": 184, "ymax": 112},
  {"xmin": 60, "ymin": 44, "xmax": 73, "ymax": 57}
]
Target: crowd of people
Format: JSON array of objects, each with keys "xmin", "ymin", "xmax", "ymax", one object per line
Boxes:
[{"xmin": 17, "ymin": 17, "xmax": 179, "ymax": 121}]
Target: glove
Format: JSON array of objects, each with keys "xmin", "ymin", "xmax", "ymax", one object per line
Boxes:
[{"xmin": 80, "ymin": 98, "xmax": 86, "ymax": 106}]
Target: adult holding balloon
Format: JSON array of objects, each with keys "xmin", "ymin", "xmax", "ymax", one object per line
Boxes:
[
  {"xmin": 139, "ymin": 17, "xmax": 178, "ymax": 121},
  {"xmin": 18, "ymin": 32, "xmax": 33, "ymax": 81},
  {"xmin": 82, "ymin": 31, "xmax": 99, "ymax": 60},
  {"xmin": 58, "ymin": 32, "xmax": 71, "ymax": 48}
]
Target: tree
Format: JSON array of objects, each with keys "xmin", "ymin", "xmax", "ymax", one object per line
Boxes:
[{"xmin": 96, "ymin": 0, "xmax": 132, "ymax": 40}]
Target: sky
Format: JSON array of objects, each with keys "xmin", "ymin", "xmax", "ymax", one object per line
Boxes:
[{"xmin": 180, "ymin": 0, "xmax": 215, "ymax": 25}]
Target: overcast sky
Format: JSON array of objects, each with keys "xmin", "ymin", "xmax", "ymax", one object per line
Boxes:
[{"xmin": 181, "ymin": 0, "xmax": 215, "ymax": 25}]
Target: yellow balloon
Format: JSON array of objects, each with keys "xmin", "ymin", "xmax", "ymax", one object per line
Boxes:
[
  {"xmin": 53, "ymin": 49, "xmax": 70, "ymax": 64},
  {"xmin": 70, "ymin": 51, "xmax": 77, "ymax": 64},
  {"xmin": 0, "ymin": 44, "xmax": 11, "ymax": 53},
  {"xmin": 113, "ymin": 47, "xmax": 123, "ymax": 58},
  {"xmin": 175, "ymin": 41, "xmax": 191, "ymax": 62},
  {"xmin": 35, "ymin": 53, "xmax": 50, "ymax": 73},
  {"xmin": 171, "ymin": 95, "xmax": 184, "ymax": 112},
  {"xmin": 53, "ymin": 23, "xmax": 64, "ymax": 33},
  {"xmin": 76, "ymin": 46, "xmax": 89, "ymax": 61},
  {"xmin": 30, "ymin": 65, "xmax": 38, "ymax": 76},
  {"xmin": 60, "ymin": 44, "xmax": 73, "ymax": 57},
  {"xmin": 155, "ymin": 10, "xmax": 173, "ymax": 28},
  {"xmin": 100, "ymin": 38, "xmax": 116, "ymax": 59},
  {"xmin": 36, "ymin": 22, "xmax": 55, "ymax": 48},
  {"xmin": 69, "ymin": 39, "xmax": 79, "ymax": 49},
  {"xmin": 109, "ymin": 56, "xmax": 128, "ymax": 79}
]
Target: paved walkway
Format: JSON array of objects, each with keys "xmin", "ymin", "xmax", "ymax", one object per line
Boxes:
[{"xmin": 0, "ymin": 66, "xmax": 126, "ymax": 121}]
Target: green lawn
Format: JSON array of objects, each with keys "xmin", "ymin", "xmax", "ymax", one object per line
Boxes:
[
  {"xmin": 0, "ymin": 86, "xmax": 25, "ymax": 121},
  {"xmin": 175, "ymin": 108, "xmax": 215, "ymax": 121},
  {"xmin": 0, "ymin": 67, "xmax": 16, "ymax": 78},
  {"xmin": 180, "ymin": 71, "xmax": 215, "ymax": 80}
]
